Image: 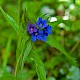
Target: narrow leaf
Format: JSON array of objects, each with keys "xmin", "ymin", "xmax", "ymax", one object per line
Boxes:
[
  {"xmin": 2, "ymin": 36, "xmax": 12, "ymax": 73},
  {"xmin": 46, "ymin": 35, "xmax": 76, "ymax": 63},
  {"xmin": 0, "ymin": 6, "xmax": 23, "ymax": 37},
  {"xmin": 15, "ymin": 38, "xmax": 26, "ymax": 74},
  {"xmin": 15, "ymin": 38, "xmax": 30, "ymax": 75},
  {"xmin": 16, "ymin": 37, "xmax": 27, "ymax": 61},
  {"xmin": 29, "ymin": 50, "xmax": 46, "ymax": 80},
  {"xmin": 21, "ymin": 40, "xmax": 33, "ymax": 69}
]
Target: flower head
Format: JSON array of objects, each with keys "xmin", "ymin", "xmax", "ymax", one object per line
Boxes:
[
  {"xmin": 27, "ymin": 23, "xmax": 37, "ymax": 34},
  {"xmin": 31, "ymin": 30, "xmax": 41, "ymax": 42},
  {"xmin": 26, "ymin": 17, "xmax": 52, "ymax": 42},
  {"xmin": 38, "ymin": 30, "xmax": 47, "ymax": 42},
  {"xmin": 44, "ymin": 25, "xmax": 52, "ymax": 35},
  {"xmin": 36, "ymin": 18, "xmax": 48, "ymax": 28}
]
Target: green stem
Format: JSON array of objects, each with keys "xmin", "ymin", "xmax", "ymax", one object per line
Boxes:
[
  {"xmin": 2, "ymin": 36, "xmax": 12, "ymax": 74},
  {"xmin": 15, "ymin": 52, "xmax": 23, "ymax": 76}
]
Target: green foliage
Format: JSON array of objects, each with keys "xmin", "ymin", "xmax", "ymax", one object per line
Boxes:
[
  {"xmin": 0, "ymin": 6, "xmax": 23, "ymax": 37},
  {"xmin": 29, "ymin": 50, "xmax": 46, "ymax": 80},
  {"xmin": 0, "ymin": 5, "xmax": 47, "ymax": 80},
  {"xmin": 46, "ymin": 35, "xmax": 76, "ymax": 63},
  {"xmin": 21, "ymin": 40, "xmax": 33, "ymax": 70},
  {"xmin": 2, "ymin": 36, "xmax": 12, "ymax": 72},
  {"xmin": 0, "ymin": 0, "xmax": 80, "ymax": 80}
]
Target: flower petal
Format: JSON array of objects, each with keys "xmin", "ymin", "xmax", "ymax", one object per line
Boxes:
[
  {"xmin": 32, "ymin": 35, "xmax": 36, "ymax": 42},
  {"xmin": 41, "ymin": 36, "xmax": 47, "ymax": 42},
  {"xmin": 38, "ymin": 18, "xmax": 42, "ymax": 21}
]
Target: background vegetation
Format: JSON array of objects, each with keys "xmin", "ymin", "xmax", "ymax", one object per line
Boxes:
[{"xmin": 0, "ymin": 0, "xmax": 80, "ymax": 80}]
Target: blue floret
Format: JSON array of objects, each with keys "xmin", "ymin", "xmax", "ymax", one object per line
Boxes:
[{"xmin": 27, "ymin": 17, "xmax": 52, "ymax": 42}]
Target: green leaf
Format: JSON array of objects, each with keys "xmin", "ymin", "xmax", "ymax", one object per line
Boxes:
[
  {"xmin": 46, "ymin": 35, "xmax": 76, "ymax": 64},
  {"xmin": 2, "ymin": 36, "xmax": 12, "ymax": 73},
  {"xmin": 15, "ymin": 40, "xmax": 32, "ymax": 76},
  {"xmin": 21, "ymin": 40, "xmax": 33, "ymax": 69},
  {"xmin": 0, "ymin": 6, "xmax": 23, "ymax": 37},
  {"xmin": 29, "ymin": 50, "xmax": 46, "ymax": 80},
  {"xmin": 15, "ymin": 37, "xmax": 27, "ymax": 74},
  {"xmin": 16, "ymin": 37, "xmax": 28, "ymax": 61},
  {"xmin": 16, "ymin": 69, "xmax": 29, "ymax": 80}
]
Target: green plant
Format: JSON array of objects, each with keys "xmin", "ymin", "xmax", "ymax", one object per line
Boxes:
[{"xmin": 0, "ymin": 5, "xmax": 77, "ymax": 80}]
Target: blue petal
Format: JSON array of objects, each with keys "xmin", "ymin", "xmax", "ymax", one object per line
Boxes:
[
  {"xmin": 39, "ymin": 30, "xmax": 43, "ymax": 34},
  {"xmin": 38, "ymin": 18, "xmax": 42, "ymax": 21},
  {"xmin": 36, "ymin": 21, "xmax": 39, "ymax": 25},
  {"xmin": 44, "ymin": 33, "xmax": 48, "ymax": 36},
  {"xmin": 41, "ymin": 36, "xmax": 47, "ymax": 42},
  {"xmin": 48, "ymin": 31, "xmax": 52, "ymax": 34},
  {"xmin": 43, "ymin": 20, "xmax": 47, "ymax": 23},
  {"xmin": 31, "ymin": 35, "xmax": 36, "ymax": 42},
  {"xmin": 37, "ymin": 35, "xmax": 41, "ymax": 40},
  {"xmin": 39, "ymin": 25, "xmax": 43, "ymax": 28},
  {"xmin": 44, "ymin": 24, "xmax": 48, "ymax": 27},
  {"xmin": 48, "ymin": 26, "xmax": 52, "ymax": 30}
]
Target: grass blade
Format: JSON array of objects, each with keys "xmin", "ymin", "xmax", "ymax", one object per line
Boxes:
[
  {"xmin": 29, "ymin": 50, "xmax": 46, "ymax": 80},
  {"xmin": 21, "ymin": 40, "xmax": 33, "ymax": 70},
  {"xmin": 15, "ymin": 39, "xmax": 32, "ymax": 75},
  {"xmin": 2, "ymin": 36, "xmax": 12, "ymax": 73},
  {"xmin": 46, "ymin": 35, "xmax": 76, "ymax": 64},
  {"xmin": 0, "ymin": 6, "xmax": 23, "ymax": 37},
  {"xmin": 15, "ymin": 38, "xmax": 27, "ymax": 75}
]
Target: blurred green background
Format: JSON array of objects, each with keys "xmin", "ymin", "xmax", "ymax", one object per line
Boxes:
[{"xmin": 0, "ymin": 0, "xmax": 80, "ymax": 80}]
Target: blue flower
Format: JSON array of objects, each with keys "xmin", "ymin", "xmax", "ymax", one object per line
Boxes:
[
  {"xmin": 31, "ymin": 30, "xmax": 41, "ymax": 42},
  {"xmin": 36, "ymin": 18, "xmax": 48, "ymax": 28},
  {"xmin": 38, "ymin": 30, "xmax": 47, "ymax": 42},
  {"xmin": 27, "ymin": 23, "xmax": 37, "ymax": 34},
  {"xmin": 26, "ymin": 17, "xmax": 52, "ymax": 42},
  {"xmin": 44, "ymin": 25, "xmax": 52, "ymax": 35},
  {"xmin": 31, "ymin": 30, "xmax": 47, "ymax": 42}
]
